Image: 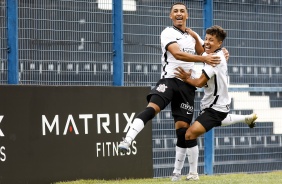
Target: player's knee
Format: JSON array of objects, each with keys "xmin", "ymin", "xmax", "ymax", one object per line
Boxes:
[
  {"xmin": 149, "ymin": 94, "xmax": 166, "ymax": 110},
  {"xmin": 185, "ymin": 130, "xmax": 190, "ymax": 140},
  {"xmin": 185, "ymin": 130, "xmax": 196, "ymax": 140}
]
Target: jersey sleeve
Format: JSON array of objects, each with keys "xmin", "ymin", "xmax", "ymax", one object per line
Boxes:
[
  {"xmin": 202, "ymin": 64, "xmax": 214, "ymax": 80},
  {"xmin": 161, "ymin": 28, "xmax": 177, "ymax": 50}
]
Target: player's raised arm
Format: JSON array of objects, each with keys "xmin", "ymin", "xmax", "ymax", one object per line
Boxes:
[
  {"xmin": 185, "ymin": 28, "xmax": 204, "ymax": 55},
  {"xmin": 167, "ymin": 43, "xmax": 220, "ymax": 66}
]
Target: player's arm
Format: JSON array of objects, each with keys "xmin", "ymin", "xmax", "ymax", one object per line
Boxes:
[
  {"xmin": 167, "ymin": 43, "xmax": 220, "ymax": 66},
  {"xmin": 194, "ymin": 36, "xmax": 204, "ymax": 55},
  {"xmin": 174, "ymin": 67, "xmax": 208, "ymax": 88},
  {"xmin": 185, "ymin": 28, "xmax": 204, "ymax": 55}
]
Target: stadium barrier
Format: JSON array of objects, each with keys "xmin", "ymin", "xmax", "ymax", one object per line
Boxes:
[{"xmin": 0, "ymin": 85, "xmax": 153, "ymax": 183}]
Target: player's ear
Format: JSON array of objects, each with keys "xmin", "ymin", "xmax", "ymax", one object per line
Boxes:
[{"xmin": 219, "ymin": 40, "xmax": 223, "ymax": 46}]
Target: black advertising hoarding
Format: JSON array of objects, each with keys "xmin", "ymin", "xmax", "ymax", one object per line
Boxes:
[{"xmin": 0, "ymin": 86, "xmax": 153, "ymax": 183}]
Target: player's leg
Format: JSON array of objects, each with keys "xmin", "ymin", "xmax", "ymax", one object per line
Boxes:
[
  {"xmin": 184, "ymin": 108, "xmax": 228, "ymax": 181},
  {"xmin": 118, "ymin": 79, "xmax": 174, "ymax": 153},
  {"xmin": 221, "ymin": 113, "xmax": 258, "ymax": 128},
  {"xmin": 184, "ymin": 121, "xmax": 204, "ymax": 181},
  {"xmin": 118, "ymin": 95, "xmax": 164, "ymax": 153},
  {"xmin": 171, "ymin": 127, "xmax": 188, "ymax": 181},
  {"xmin": 171, "ymin": 80, "xmax": 196, "ymax": 181}
]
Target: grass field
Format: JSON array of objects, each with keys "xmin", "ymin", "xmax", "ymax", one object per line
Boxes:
[{"xmin": 56, "ymin": 171, "xmax": 282, "ymax": 184}]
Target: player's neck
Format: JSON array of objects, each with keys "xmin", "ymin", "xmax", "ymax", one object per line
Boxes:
[{"xmin": 173, "ymin": 25, "xmax": 186, "ymax": 33}]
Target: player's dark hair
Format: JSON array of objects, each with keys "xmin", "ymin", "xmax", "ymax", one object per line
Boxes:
[
  {"xmin": 170, "ymin": 2, "xmax": 188, "ymax": 12},
  {"xmin": 206, "ymin": 25, "xmax": 227, "ymax": 42}
]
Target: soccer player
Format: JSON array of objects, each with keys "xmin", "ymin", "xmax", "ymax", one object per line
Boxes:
[{"xmin": 174, "ymin": 25, "xmax": 257, "ymax": 181}]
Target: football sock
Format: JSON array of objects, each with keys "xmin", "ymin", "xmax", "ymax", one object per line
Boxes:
[
  {"xmin": 125, "ymin": 118, "xmax": 144, "ymax": 143},
  {"xmin": 173, "ymin": 146, "xmax": 187, "ymax": 174},
  {"xmin": 135, "ymin": 107, "xmax": 156, "ymax": 126},
  {"xmin": 187, "ymin": 145, "xmax": 199, "ymax": 174},
  {"xmin": 221, "ymin": 114, "xmax": 245, "ymax": 126},
  {"xmin": 124, "ymin": 107, "xmax": 156, "ymax": 143}
]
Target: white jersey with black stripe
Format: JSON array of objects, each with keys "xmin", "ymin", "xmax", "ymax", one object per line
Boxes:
[
  {"xmin": 160, "ymin": 26, "xmax": 204, "ymax": 79},
  {"xmin": 200, "ymin": 49, "xmax": 231, "ymax": 113}
]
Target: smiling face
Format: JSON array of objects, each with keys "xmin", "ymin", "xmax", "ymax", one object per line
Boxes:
[
  {"xmin": 170, "ymin": 4, "xmax": 188, "ymax": 30},
  {"xmin": 204, "ymin": 34, "xmax": 222, "ymax": 54},
  {"xmin": 204, "ymin": 25, "xmax": 227, "ymax": 54}
]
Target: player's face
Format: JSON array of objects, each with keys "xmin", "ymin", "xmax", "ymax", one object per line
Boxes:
[
  {"xmin": 170, "ymin": 4, "xmax": 188, "ymax": 28},
  {"xmin": 204, "ymin": 34, "xmax": 222, "ymax": 54}
]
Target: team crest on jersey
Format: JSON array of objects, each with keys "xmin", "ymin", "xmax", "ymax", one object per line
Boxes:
[{"xmin": 156, "ymin": 84, "xmax": 168, "ymax": 93}]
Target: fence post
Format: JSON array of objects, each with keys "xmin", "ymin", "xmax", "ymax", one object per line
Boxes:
[
  {"xmin": 113, "ymin": 0, "xmax": 124, "ymax": 86},
  {"xmin": 203, "ymin": 0, "xmax": 214, "ymax": 175},
  {"xmin": 7, "ymin": 0, "xmax": 19, "ymax": 84}
]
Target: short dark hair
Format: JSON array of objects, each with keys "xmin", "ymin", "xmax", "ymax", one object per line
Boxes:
[
  {"xmin": 170, "ymin": 2, "xmax": 188, "ymax": 12},
  {"xmin": 206, "ymin": 25, "xmax": 227, "ymax": 42}
]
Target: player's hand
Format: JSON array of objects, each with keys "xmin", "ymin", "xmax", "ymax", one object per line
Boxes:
[
  {"xmin": 204, "ymin": 54, "xmax": 221, "ymax": 67},
  {"xmin": 185, "ymin": 28, "xmax": 198, "ymax": 39},
  {"xmin": 222, "ymin": 47, "xmax": 229, "ymax": 61},
  {"xmin": 174, "ymin": 67, "xmax": 191, "ymax": 82}
]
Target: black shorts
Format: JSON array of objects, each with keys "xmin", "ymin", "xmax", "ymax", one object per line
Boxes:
[
  {"xmin": 147, "ymin": 78, "xmax": 196, "ymax": 124},
  {"xmin": 195, "ymin": 108, "xmax": 228, "ymax": 132}
]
